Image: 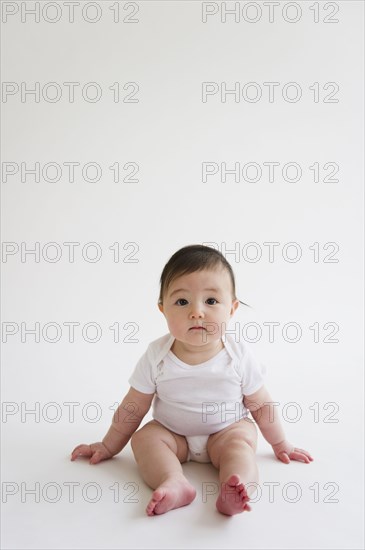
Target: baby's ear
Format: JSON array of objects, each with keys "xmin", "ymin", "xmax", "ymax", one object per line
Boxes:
[
  {"xmin": 158, "ymin": 302, "xmax": 164, "ymax": 313},
  {"xmin": 230, "ymin": 299, "xmax": 239, "ymax": 316}
]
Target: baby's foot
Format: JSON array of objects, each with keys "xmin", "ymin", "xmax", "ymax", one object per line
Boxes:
[
  {"xmin": 146, "ymin": 475, "xmax": 196, "ymax": 516},
  {"xmin": 216, "ymin": 474, "xmax": 251, "ymax": 516}
]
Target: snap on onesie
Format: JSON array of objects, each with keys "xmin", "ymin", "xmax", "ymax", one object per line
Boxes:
[{"xmin": 128, "ymin": 332, "xmax": 266, "ymax": 442}]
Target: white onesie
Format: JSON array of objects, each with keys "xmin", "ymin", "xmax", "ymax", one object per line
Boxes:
[{"xmin": 128, "ymin": 332, "xmax": 266, "ymax": 438}]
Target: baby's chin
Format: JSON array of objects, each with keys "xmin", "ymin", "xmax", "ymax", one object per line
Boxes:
[{"xmin": 183, "ymin": 332, "xmax": 224, "ymax": 347}]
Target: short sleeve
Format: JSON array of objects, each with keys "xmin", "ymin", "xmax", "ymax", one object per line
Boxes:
[
  {"xmin": 240, "ymin": 344, "xmax": 266, "ymax": 396},
  {"xmin": 128, "ymin": 348, "xmax": 156, "ymax": 394}
]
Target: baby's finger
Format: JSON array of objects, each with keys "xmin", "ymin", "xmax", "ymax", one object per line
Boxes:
[
  {"xmin": 89, "ymin": 450, "xmax": 104, "ymax": 464},
  {"xmin": 278, "ymin": 451, "xmax": 290, "ymax": 464},
  {"xmin": 294, "ymin": 448, "xmax": 313, "ymax": 459},
  {"xmin": 70, "ymin": 445, "xmax": 92, "ymax": 460},
  {"xmin": 302, "ymin": 451, "xmax": 314, "ymax": 461},
  {"xmin": 289, "ymin": 450, "xmax": 311, "ymax": 463},
  {"xmin": 71, "ymin": 449, "xmax": 82, "ymax": 461},
  {"xmin": 302, "ymin": 452, "xmax": 314, "ymax": 462}
]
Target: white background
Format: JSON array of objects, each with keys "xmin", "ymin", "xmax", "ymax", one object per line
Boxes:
[{"xmin": 1, "ymin": 1, "xmax": 364, "ymax": 548}]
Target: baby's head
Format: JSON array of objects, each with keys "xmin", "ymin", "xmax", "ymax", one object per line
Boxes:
[
  {"xmin": 158, "ymin": 244, "xmax": 241, "ymax": 306},
  {"xmin": 157, "ymin": 245, "xmax": 248, "ymax": 346}
]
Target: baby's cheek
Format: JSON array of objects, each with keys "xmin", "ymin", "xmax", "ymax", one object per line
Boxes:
[{"xmin": 166, "ymin": 320, "xmax": 181, "ymax": 335}]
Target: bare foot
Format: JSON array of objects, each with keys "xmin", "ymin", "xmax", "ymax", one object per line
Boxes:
[
  {"xmin": 216, "ymin": 474, "xmax": 251, "ymax": 516},
  {"xmin": 146, "ymin": 475, "xmax": 196, "ymax": 516}
]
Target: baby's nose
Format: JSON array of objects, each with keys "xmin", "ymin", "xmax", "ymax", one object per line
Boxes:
[{"xmin": 189, "ymin": 304, "xmax": 204, "ymax": 318}]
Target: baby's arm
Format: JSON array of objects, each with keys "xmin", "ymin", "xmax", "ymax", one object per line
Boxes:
[
  {"xmin": 244, "ymin": 385, "xmax": 313, "ymax": 464},
  {"xmin": 71, "ymin": 387, "xmax": 154, "ymax": 464}
]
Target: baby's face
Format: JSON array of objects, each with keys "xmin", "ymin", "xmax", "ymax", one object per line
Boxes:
[{"xmin": 158, "ymin": 268, "xmax": 239, "ymax": 348}]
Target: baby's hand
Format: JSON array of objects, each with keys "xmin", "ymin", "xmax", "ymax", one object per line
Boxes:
[
  {"xmin": 70, "ymin": 442, "xmax": 113, "ymax": 465},
  {"xmin": 272, "ymin": 440, "xmax": 314, "ymax": 464}
]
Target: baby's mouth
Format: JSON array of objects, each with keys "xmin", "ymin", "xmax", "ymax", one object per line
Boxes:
[{"xmin": 189, "ymin": 326, "xmax": 206, "ymax": 330}]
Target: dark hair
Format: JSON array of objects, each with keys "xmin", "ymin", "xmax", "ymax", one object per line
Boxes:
[{"xmin": 158, "ymin": 244, "xmax": 250, "ymax": 307}]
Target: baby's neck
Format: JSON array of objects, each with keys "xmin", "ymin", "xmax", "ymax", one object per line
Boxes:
[{"xmin": 170, "ymin": 338, "xmax": 224, "ymax": 366}]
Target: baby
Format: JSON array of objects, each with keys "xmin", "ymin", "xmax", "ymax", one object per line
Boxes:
[{"xmin": 71, "ymin": 244, "xmax": 313, "ymax": 516}]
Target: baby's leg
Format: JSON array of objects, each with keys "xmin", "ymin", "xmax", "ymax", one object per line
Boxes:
[
  {"xmin": 207, "ymin": 418, "xmax": 258, "ymax": 516},
  {"xmin": 130, "ymin": 420, "xmax": 196, "ymax": 516}
]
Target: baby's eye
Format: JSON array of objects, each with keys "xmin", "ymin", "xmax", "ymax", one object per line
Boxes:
[
  {"xmin": 175, "ymin": 298, "xmax": 188, "ymax": 306},
  {"xmin": 206, "ymin": 298, "xmax": 218, "ymax": 305}
]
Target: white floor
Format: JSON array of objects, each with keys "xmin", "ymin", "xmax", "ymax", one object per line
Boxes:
[{"xmin": 2, "ymin": 418, "xmax": 363, "ymax": 550}]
